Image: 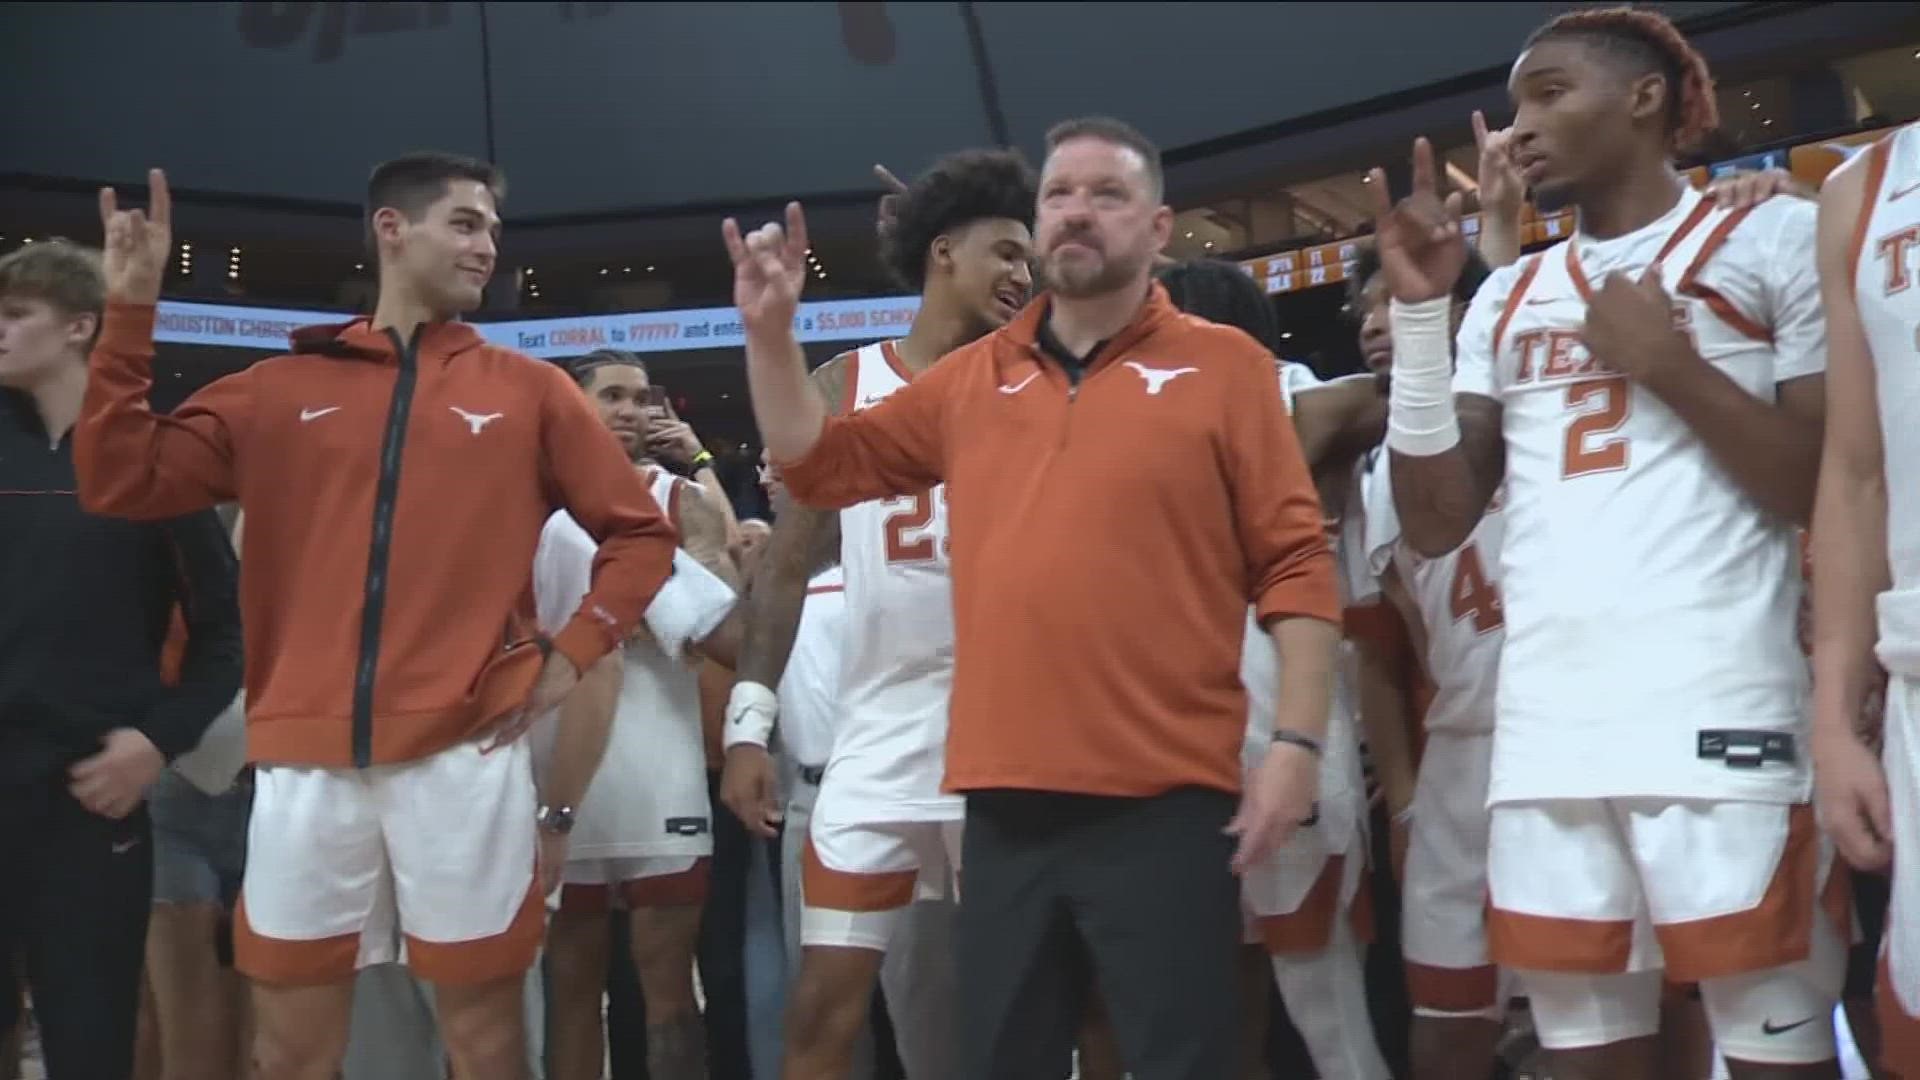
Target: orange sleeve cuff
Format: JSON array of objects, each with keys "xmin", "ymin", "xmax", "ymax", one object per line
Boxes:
[
  {"xmin": 770, "ymin": 437, "xmax": 837, "ymax": 504},
  {"xmin": 1253, "ymin": 551, "xmax": 1343, "ymax": 629}
]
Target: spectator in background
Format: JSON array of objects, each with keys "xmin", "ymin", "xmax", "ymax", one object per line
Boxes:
[{"xmin": 0, "ymin": 238, "xmax": 243, "ymax": 1077}]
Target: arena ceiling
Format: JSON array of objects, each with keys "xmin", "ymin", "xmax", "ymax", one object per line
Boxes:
[{"xmin": 3, "ymin": 1, "xmax": 1754, "ymax": 219}]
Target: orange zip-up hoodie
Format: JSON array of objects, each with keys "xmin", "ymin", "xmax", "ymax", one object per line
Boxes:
[
  {"xmin": 777, "ymin": 283, "xmax": 1339, "ymax": 797},
  {"xmin": 75, "ymin": 303, "xmax": 679, "ymax": 768}
]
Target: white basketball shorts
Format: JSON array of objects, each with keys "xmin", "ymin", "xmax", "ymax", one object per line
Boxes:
[{"xmin": 235, "ymin": 739, "xmax": 543, "ymax": 987}]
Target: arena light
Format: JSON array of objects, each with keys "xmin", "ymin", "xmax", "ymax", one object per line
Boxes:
[
  {"xmin": 646, "ymin": 265, "xmax": 655, "ymax": 273},
  {"xmin": 599, "ymin": 268, "xmax": 609, "ymax": 276}
]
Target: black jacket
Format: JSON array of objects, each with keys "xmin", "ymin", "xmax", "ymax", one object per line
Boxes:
[{"xmin": 0, "ymin": 390, "xmax": 242, "ymax": 786}]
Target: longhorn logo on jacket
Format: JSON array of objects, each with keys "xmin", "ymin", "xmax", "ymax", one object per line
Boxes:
[
  {"xmin": 450, "ymin": 406, "xmax": 505, "ymax": 434},
  {"xmin": 1123, "ymin": 362, "xmax": 1198, "ymax": 395}
]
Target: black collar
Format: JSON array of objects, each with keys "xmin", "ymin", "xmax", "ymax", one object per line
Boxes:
[{"xmin": 1035, "ymin": 312, "xmax": 1108, "ymax": 371}]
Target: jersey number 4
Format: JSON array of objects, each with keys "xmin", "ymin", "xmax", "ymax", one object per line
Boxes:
[
  {"xmin": 1448, "ymin": 543, "xmax": 1504, "ymax": 634},
  {"xmin": 883, "ymin": 490, "xmax": 948, "ymax": 564},
  {"xmin": 1562, "ymin": 376, "xmax": 1632, "ymax": 479}
]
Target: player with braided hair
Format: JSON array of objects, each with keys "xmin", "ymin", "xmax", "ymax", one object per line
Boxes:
[{"xmin": 1377, "ymin": 7, "xmax": 1837, "ymax": 1078}]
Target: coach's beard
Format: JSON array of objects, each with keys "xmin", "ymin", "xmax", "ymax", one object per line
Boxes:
[{"xmin": 1046, "ymin": 248, "xmax": 1144, "ymax": 300}]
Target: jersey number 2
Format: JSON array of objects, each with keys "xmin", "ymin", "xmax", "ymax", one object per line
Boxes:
[
  {"xmin": 884, "ymin": 491, "xmax": 947, "ymax": 564},
  {"xmin": 1562, "ymin": 376, "xmax": 1631, "ymax": 478},
  {"xmin": 1448, "ymin": 543, "xmax": 1504, "ymax": 635}
]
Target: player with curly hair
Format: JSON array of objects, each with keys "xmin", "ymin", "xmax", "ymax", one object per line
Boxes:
[
  {"xmin": 1378, "ymin": 7, "xmax": 1837, "ymax": 1078},
  {"xmin": 718, "ymin": 147, "xmax": 1034, "ymax": 1080}
]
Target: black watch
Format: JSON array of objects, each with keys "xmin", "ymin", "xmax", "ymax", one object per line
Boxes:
[
  {"xmin": 1271, "ymin": 729, "xmax": 1324, "ymax": 757},
  {"xmin": 535, "ymin": 804, "xmax": 576, "ymax": 835}
]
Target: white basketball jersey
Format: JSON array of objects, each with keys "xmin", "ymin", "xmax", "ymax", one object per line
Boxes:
[
  {"xmin": 777, "ymin": 567, "xmax": 846, "ymax": 770},
  {"xmin": 1362, "ymin": 463, "xmax": 1506, "ymax": 736},
  {"xmin": 1452, "ymin": 185, "xmax": 1824, "ymax": 803},
  {"xmin": 817, "ymin": 342, "xmax": 960, "ymax": 824},
  {"xmin": 529, "ymin": 468, "xmax": 713, "ymax": 859},
  {"xmin": 1856, "ymin": 126, "xmax": 1920, "ymax": 679}
]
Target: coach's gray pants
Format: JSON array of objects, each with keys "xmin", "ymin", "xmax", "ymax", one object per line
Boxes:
[{"xmin": 780, "ymin": 758, "xmax": 957, "ymax": 1080}]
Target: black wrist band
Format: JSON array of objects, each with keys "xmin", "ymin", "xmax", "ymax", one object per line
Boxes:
[{"xmin": 1271, "ymin": 729, "xmax": 1323, "ymax": 756}]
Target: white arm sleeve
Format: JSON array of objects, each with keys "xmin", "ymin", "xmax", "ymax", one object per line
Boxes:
[
  {"xmin": 533, "ymin": 512, "xmax": 735, "ymax": 661},
  {"xmin": 641, "ymin": 550, "xmax": 736, "ymax": 661}
]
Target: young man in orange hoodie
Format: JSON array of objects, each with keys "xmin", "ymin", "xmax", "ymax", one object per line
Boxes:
[{"xmin": 77, "ymin": 155, "xmax": 678, "ymax": 1080}]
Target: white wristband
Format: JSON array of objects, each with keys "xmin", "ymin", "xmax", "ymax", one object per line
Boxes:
[
  {"xmin": 1385, "ymin": 296, "xmax": 1461, "ymax": 457},
  {"xmin": 642, "ymin": 549, "xmax": 737, "ymax": 661},
  {"xmin": 723, "ymin": 681, "xmax": 779, "ymax": 750}
]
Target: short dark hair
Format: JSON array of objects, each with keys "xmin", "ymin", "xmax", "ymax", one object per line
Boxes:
[
  {"xmin": 880, "ymin": 149, "xmax": 1036, "ymax": 292},
  {"xmin": 568, "ymin": 349, "xmax": 648, "ymax": 388},
  {"xmin": 1346, "ymin": 243, "xmax": 1492, "ymax": 313},
  {"xmin": 1045, "ymin": 116, "xmax": 1164, "ymax": 200},
  {"xmin": 1156, "ymin": 259, "xmax": 1280, "ymax": 352},
  {"xmin": 365, "ymin": 151, "xmax": 506, "ymax": 249},
  {"xmin": 0, "ymin": 239, "xmax": 104, "ymax": 322}
]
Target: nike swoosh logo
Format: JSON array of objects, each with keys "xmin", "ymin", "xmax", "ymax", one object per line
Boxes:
[
  {"xmin": 1761, "ymin": 1016, "xmax": 1818, "ymax": 1036},
  {"xmin": 111, "ymin": 839, "xmax": 139, "ymax": 855},
  {"xmin": 299, "ymin": 406, "xmax": 341, "ymax": 422},
  {"xmin": 1524, "ymin": 297, "xmax": 1557, "ymax": 306},
  {"xmin": 1893, "ymin": 180, "xmax": 1920, "ymax": 202},
  {"xmin": 998, "ymin": 373, "xmax": 1039, "ymax": 395}
]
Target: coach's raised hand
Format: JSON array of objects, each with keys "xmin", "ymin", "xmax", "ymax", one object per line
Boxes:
[
  {"xmin": 1367, "ymin": 137, "xmax": 1467, "ymax": 304},
  {"xmin": 723, "ymin": 202, "xmax": 829, "ymax": 464},
  {"xmin": 99, "ymin": 168, "xmax": 173, "ymax": 306}
]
